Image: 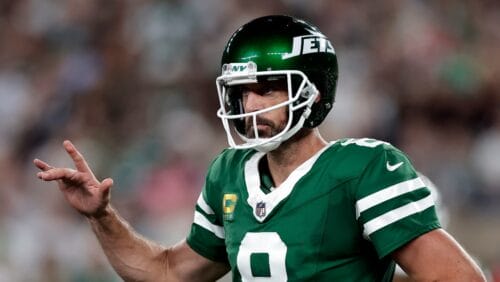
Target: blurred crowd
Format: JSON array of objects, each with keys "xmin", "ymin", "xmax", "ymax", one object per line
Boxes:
[{"xmin": 0, "ymin": 0, "xmax": 499, "ymax": 281}]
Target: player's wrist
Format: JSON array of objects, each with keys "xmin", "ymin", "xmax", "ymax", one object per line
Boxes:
[{"xmin": 86, "ymin": 204, "xmax": 113, "ymax": 220}]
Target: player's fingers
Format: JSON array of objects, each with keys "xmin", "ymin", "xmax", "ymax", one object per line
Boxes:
[
  {"xmin": 37, "ymin": 168, "xmax": 78, "ymax": 181},
  {"xmin": 33, "ymin": 159, "xmax": 54, "ymax": 171},
  {"xmin": 63, "ymin": 140, "xmax": 93, "ymax": 173}
]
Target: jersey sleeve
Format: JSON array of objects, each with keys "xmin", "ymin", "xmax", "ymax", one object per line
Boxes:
[
  {"xmin": 354, "ymin": 145, "xmax": 441, "ymax": 258},
  {"xmin": 186, "ymin": 156, "xmax": 229, "ymax": 263}
]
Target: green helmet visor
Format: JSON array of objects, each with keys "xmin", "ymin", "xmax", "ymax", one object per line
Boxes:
[{"xmin": 216, "ymin": 65, "xmax": 319, "ymax": 152}]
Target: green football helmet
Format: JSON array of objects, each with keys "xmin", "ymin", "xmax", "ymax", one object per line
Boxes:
[{"xmin": 216, "ymin": 15, "xmax": 338, "ymax": 152}]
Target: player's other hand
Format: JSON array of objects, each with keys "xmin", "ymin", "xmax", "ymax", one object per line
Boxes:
[{"xmin": 34, "ymin": 140, "xmax": 114, "ymax": 218}]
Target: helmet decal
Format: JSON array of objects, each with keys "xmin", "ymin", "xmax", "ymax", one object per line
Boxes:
[{"xmin": 282, "ymin": 29, "xmax": 335, "ymax": 59}]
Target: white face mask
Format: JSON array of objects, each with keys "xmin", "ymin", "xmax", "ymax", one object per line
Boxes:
[{"xmin": 216, "ymin": 62, "xmax": 318, "ymax": 152}]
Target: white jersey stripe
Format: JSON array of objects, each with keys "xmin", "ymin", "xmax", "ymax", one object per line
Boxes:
[
  {"xmin": 193, "ymin": 211, "xmax": 225, "ymax": 239},
  {"xmin": 197, "ymin": 193, "xmax": 214, "ymax": 215},
  {"xmin": 363, "ymin": 194, "xmax": 435, "ymax": 237},
  {"xmin": 356, "ymin": 177, "xmax": 425, "ymax": 219}
]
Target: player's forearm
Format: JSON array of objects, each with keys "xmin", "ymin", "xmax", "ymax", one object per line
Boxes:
[
  {"xmin": 394, "ymin": 229, "xmax": 486, "ymax": 282},
  {"xmin": 87, "ymin": 205, "xmax": 168, "ymax": 281}
]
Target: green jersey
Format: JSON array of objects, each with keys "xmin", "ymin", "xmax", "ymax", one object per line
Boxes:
[{"xmin": 187, "ymin": 138, "xmax": 440, "ymax": 281}]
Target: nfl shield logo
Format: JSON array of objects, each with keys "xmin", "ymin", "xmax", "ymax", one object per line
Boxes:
[{"xmin": 255, "ymin": 201, "xmax": 266, "ymax": 218}]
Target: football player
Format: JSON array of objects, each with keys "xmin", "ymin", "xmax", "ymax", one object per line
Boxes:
[{"xmin": 35, "ymin": 15, "xmax": 485, "ymax": 281}]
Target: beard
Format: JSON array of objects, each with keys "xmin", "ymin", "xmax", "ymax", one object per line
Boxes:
[{"xmin": 245, "ymin": 115, "xmax": 286, "ymax": 138}]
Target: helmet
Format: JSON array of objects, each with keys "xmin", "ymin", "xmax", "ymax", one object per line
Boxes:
[{"xmin": 216, "ymin": 15, "xmax": 338, "ymax": 152}]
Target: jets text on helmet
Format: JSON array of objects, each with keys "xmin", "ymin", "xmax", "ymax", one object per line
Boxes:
[{"xmin": 282, "ymin": 35, "xmax": 335, "ymax": 59}]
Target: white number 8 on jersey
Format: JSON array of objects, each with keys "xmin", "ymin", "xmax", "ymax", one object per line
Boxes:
[{"xmin": 237, "ymin": 232, "xmax": 288, "ymax": 281}]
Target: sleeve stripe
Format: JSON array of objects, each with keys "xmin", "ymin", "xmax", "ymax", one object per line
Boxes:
[
  {"xmin": 193, "ymin": 211, "xmax": 225, "ymax": 239},
  {"xmin": 197, "ymin": 193, "xmax": 214, "ymax": 215},
  {"xmin": 356, "ymin": 177, "xmax": 425, "ymax": 219},
  {"xmin": 363, "ymin": 194, "xmax": 435, "ymax": 237}
]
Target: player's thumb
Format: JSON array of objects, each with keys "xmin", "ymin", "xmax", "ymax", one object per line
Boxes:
[{"xmin": 100, "ymin": 178, "xmax": 114, "ymax": 194}]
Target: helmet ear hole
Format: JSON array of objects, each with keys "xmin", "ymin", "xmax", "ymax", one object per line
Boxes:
[{"xmin": 300, "ymin": 84, "xmax": 318, "ymax": 100}]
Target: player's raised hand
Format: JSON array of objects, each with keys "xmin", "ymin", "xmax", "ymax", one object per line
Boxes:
[{"xmin": 34, "ymin": 140, "xmax": 114, "ymax": 218}]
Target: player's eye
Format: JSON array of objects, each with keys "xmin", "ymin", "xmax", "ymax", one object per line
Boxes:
[
  {"xmin": 241, "ymin": 87, "xmax": 251, "ymax": 98},
  {"xmin": 258, "ymin": 84, "xmax": 278, "ymax": 95}
]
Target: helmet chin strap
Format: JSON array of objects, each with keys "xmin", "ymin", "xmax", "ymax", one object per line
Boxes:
[{"xmin": 253, "ymin": 140, "xmax": 281, "ymax": 153}]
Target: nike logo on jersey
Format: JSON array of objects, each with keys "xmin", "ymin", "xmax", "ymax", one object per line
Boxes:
[{"xmin": 386, "ymin": 161, "xmax": 404, "ymax": 172}]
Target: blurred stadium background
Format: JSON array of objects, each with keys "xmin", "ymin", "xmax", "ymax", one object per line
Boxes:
[{"xmin": 0, "ymin": 0, "xmax": 499, "ymax": 281}]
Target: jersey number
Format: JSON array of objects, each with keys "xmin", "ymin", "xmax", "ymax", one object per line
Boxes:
[
  {"xmin": 237, "ymin": 232, "xmax": 288, "ymax": 281},
  {"xmin": 341, "ymin": 138, "xmax": 388, "ymax": 148}
]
